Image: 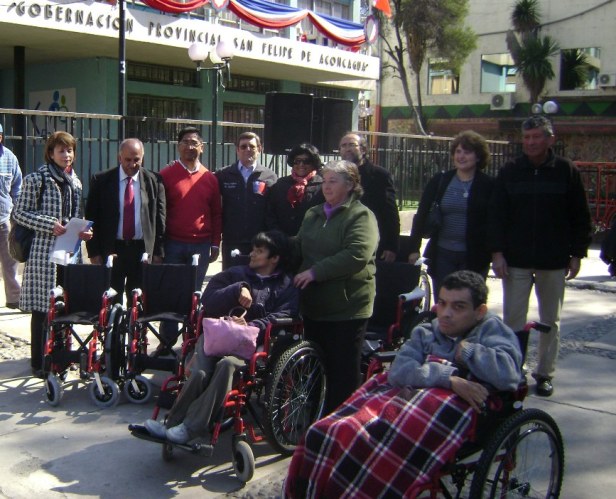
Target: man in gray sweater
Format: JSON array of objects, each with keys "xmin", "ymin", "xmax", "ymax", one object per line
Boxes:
[{"xmin": 389, "ymin": 270, "xmax": 522, "ymax": 411}]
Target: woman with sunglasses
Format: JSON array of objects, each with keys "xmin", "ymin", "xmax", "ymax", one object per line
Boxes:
[{"xmin": 266, "ymin": 143, "xmax": 324, "ymax": 237}]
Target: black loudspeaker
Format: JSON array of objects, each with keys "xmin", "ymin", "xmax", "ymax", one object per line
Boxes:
[
  {"xmin": 312, "ymin": 97, "xmax": 353, "ymax": 154},
  {"xmin": 264, "ymin": 92, "xmax": 314, "ymax": 154}
]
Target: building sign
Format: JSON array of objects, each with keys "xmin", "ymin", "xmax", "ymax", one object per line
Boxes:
[{"xmin": 3, "ymin": 1, "xmax": 379, "ymax": 80}]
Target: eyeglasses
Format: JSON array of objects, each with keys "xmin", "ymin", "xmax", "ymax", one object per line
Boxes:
[
  {"xmin": 180, "ymin": 140, "xmax": 203, "ymax": 147},
  {"xmin": 239, "ymin": 144, "xmax": 258, "ymax": 150},
  {"xmin": 293, "ymin": 158, "xmax": 313, "ymax": 166},
  {"xmin": 340, "ymin": 142, "xmax": 360, "ymax": 149}
]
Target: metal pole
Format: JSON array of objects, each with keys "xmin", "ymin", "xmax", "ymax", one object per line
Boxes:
[
  {"xmin": 211, "ymin": 68, "xmax": 219, "ymax": 170},
  {"xmin": 118, "ymin": 0, "xmax": 126, "ymax": 140}
]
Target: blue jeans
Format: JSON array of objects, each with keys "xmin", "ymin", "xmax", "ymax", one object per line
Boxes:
[{"xmin": 160, "ymin": 239, "xmax": 211, "ymax": 346}]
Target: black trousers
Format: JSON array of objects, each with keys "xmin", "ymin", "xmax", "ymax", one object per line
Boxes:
[
  {"xmin": 303, "ymin": 317, "xmax": 368, "ymax": 414},
  {"xmin": 31, "ymin": 266, "xmax": 65, "ymax": 370},
  {"xmin": 111, "ymin": 239, "xmax": 146, "ymax": 305}
]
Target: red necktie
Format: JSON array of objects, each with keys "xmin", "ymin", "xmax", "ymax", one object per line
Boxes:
[{"xmin": 123, "ymin": 177, "xmax": 135, "ymax": 240}]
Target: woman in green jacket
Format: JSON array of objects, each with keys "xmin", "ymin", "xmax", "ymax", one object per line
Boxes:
[{"xmin": 294, "ymin": 160, "xmax": 379, "ymax": 413}]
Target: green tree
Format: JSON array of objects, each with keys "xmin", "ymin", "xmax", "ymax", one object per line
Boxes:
[
  {"xmin": 379, "ymin": 0, "xmax": 476, "ymax": 134},
  {"xmin": 506, "ymin": 0, "xmax": 559, "ymax": 104}
]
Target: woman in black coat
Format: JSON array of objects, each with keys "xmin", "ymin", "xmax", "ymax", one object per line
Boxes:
[
  {"xmin": 408, "ymin": 130, "xmax": 494, "ymax": 299},
  {"xmin": 265, "ymin": 143, "xmax": 324, "ymax": 237}
]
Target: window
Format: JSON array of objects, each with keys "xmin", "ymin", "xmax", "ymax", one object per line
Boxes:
[
  {"xmin": 480, "ymin": 53, "xmax": 516, "ymax": 93},
  {"xmin": 560, "ymin": 48, "xmax": 600, "ymax": 90},
  {"xmin": 128, "ymin": 62, "xmax": 199, "ymax": 87},
  {"xmin": 428, "ymin": 59, "xmax": 459, "ymax": 95},
  {"xmin": 226, "ymin": 75, "xmax": 280, "ymax": 94},
  {"xmin": 223, "ymin": 103, "xmax": 264, "ymax": 144},
  {"xmin": 126, "ymin": 94, "xmax": 199, "ymax": 140},
  {"xmin": 300, "ymin": 84, "xmax": 345, "ymax": 99}
]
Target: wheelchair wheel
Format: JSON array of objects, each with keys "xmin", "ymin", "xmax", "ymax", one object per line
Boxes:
[
  {"xmin": 104, "ymin": 304, "xmax": 127, "ymax": 381},
  {"xmin": 89, "ymin": 375, "xmax": 120, "ymax": 408},
  {"xmin": 418, "ymin": 270, "xmax": 432, "ymax": 313},
  {"xmin": 264, "ymin": 340, "xmax": 327, "ymax": 456},
  {"xmin": 232, "ymin": 440, "xmax": 255, "ymax": 483},
  {"xmin": 162, "ymin": 442, "xmax": 174, "ymax": 462},
  {"xmin": 123, "ymin": 375, "xmax": 153, "ymax": 404},
  {"xmin": 469, "ymin": 408, "xmax": 564, "ymax": 499},
  {"xmin": 44, "ymin": 374, "xmax": 64, "ymax": 407}
]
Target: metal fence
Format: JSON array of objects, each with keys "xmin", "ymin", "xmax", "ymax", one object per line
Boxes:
[{"xmin": 1, "ymin": 108, "xmax": 523, "ymax": 206}]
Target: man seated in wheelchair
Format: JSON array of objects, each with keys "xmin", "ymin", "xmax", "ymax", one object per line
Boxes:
[
  {"xmin": 141, "ymin": 230, "xmax": 299, "ymax": 446},
  {"xmin": 285, "ymin": 270, "xmax": 523, "ymax": 498}
]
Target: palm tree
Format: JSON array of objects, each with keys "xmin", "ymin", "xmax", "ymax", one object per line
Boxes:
[
  {"xmin": 560, "ymin": 49, "xmax": 591, "ymax": 90},
  {"xmin": 506, "ymin": 0, "xmax": 559, "ymax": 104}
]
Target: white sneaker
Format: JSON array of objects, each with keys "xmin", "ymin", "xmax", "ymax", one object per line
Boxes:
[
  {"xmin": 144, "ymin": 419, "xmax": 167, "ymax": 439},
  {"xmin": 166, "ymin": 423, "xmax": 190, "ymax": 444}
]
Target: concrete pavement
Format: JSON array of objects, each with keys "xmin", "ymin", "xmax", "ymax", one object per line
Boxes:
[{"xmin": 0, "ymin": 242, "xmax": 615, "ymax": 497}]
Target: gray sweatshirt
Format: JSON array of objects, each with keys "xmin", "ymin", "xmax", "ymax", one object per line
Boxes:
[{"xmin": 388, "ymin": 313, "xmax": 523, "ymax": 391}]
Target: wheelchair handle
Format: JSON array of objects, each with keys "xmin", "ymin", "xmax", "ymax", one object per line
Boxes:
[
  {"xmin": 399, "ymin": 287, "xmax": 425, "ymax": 302},
  {"xmin": 50, "ymin": 286, "xmax": 64, "ymax": 299},
  {"xmin": 104, "ymin": 287, "xmax": 118, "ymax": 299},
  {"xmin": 105, "ymin": 255, "xmax": 114, "ymax": 268}
]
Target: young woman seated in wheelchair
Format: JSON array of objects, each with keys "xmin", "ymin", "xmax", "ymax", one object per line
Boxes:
[
  {"xmin": 140, "ymin": 230, "xmax": 299, "ymax": 446},
  {"xmin": 285, "ymin": 270, "xmax": 523, "ymax": 498}
]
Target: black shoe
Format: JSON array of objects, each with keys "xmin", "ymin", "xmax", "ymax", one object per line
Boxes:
[
  {"xmin": 536, "ymin": 378, "xmax": 553, "ymax": 397},
  {"xmin": 5, "ymin": 302, "xmax": 19, "ymax": 310}
]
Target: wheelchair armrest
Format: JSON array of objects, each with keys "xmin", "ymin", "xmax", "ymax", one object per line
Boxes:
[
  {"xmin": 269, "ymin": 317, "xmax": 300, "ymax": 326},
  {"xmin": 373, "ymin": 351, "xmax": 397, "ymax": 363}
]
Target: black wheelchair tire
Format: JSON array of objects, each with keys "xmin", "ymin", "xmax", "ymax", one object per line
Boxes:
[
  {"xmin": 104, "ymin": 304, "xmax": 127, "ymax": 381},
  {"xmin": 263, "ymin": 340, "xmax": 327, "ymax": 456},
  {"xmin": 469, "ymin": 408, "xmax": 564, "ymax": 499}
]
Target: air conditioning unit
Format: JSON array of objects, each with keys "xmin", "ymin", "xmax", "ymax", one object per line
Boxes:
[
  {"xmin": 490, "ymin": 93, "xmax": 515, "ymax": 110},
  {"xmin": 598, "ymin": 73, "xmax": 616, "ymax": 87}
]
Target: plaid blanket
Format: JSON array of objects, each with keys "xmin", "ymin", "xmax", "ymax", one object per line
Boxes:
[{"xmin": 285, "ymin": 371, "xmax": 475, "ymax": 498}]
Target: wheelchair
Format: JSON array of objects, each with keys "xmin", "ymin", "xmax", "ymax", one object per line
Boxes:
[
  {"xmin": 374, "ymin": 320, "xmax": 565, "ymax": 498},
  {"xmin": 362, "ymin": 258, "xmax": 432, "ymax": 379},
  {"xmin": 114, "ymin": 254, "xmax": 203, "ymax": 404},
  {"xmin": 42, "ymin": 258, "xmax": 124, "ymax": 408},
  {"xmin": 129, "ymin": 317, "xmax": 327, "ymax": 484}
]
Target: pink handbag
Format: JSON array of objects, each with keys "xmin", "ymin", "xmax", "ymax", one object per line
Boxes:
[{"xmin": 202, "ymin": 308, "xmax": 260, "ymax": 360}]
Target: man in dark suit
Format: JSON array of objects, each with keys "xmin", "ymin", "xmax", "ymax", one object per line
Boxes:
[
  {"xmin": 86, "ymin": 138, "xmax": 166, "ymax": 304},
  {"xmin": 339, "ymin": 132, "xmax": 400, "ymax": 262}
]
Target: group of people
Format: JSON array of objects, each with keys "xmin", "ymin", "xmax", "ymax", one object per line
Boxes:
[
  {"xmin": 409, "ymin": 116, "xmax": 591, "ymax": 397},
  {"xmin": 1, "ymin": 115, "xmax": 591, "ymax": 493}
]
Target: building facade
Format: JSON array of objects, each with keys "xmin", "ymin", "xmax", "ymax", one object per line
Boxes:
[
  {"xmin": 0, "ymin": 0, "xmax": 379, "ymax": 170},
  {"xmin": 380, "ymin": 0, "xmax": 616, "ymax": 161}
]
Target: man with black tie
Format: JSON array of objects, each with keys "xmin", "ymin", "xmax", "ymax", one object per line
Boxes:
[{"xmin": 86, "ymin": 138, "xmax": 166, "ymax": 304}]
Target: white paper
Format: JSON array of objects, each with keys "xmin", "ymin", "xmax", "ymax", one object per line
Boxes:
[{"xmin": 50, "ymin": 218, "xmax": 93, "ymax": 265}]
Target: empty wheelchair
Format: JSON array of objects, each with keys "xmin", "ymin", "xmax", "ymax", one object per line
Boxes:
[
  {"xmin": 42, "ymin": 258, "xmax": 123, "ymax": 408},
  {"xmin": 116, "ymin": 254, "xmax": 203, "ymax": 404},
  {"xmin": 362, "ymin": 259, "xmax": 431, "ymax": 378},
  {"xmin": 130, "ymin": 317, "xmax": 327, "ymax": 483}
]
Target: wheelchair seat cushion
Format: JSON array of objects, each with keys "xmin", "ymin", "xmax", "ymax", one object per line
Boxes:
[
  {"xmin": 285, "ymin": 372, "xmax": 474, "ymax": 498},
  {"xmin": 51, "ymin": 311, "xmax": 99, "ymax": 325}
]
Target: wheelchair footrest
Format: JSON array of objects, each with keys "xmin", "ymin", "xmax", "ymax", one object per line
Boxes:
[{"xmin": 135, "ymin": 354, "xmax": 176, "ymax": 372}]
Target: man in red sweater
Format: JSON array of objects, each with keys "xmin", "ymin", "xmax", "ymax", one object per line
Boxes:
[{"xmin": 158, "ymin": 127, "xmax": 222, "ymax": 351}]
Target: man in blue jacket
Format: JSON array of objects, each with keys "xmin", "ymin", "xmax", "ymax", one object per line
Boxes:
[
  {"xmin": 141, "ymin": 230, "xmax": 299, "ymax": 447},
  {"xmin": 489, "ymin": 115, "xmax": 592, "ymax": 397}
]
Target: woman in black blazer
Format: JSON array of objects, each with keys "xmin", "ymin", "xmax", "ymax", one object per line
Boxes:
[{"xmin": 408, "ymin": 131, "xmax": 494, "ymax": 299}]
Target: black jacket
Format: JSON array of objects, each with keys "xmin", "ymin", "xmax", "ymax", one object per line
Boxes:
[
  {"xmin": 85, "ymin": 166, "xmax": 166, "ymax": 258},
  {"xmin": 265, "ymin": 173, "xmax": 324, "ymax": 236},
  {"xmin": 409, "ymin": 169, "xmax": 494, "ymax": 274},
  {"xmin": 488, "ymin": 150, "xmax": 592, "ymax": 269},
  {"xmin": 358, "ymin": 159, "xmax": 400, "ymax": 254},
  {"xmin": 215, "ymin": 162, "xmax": 277, "ymax": 243}
]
